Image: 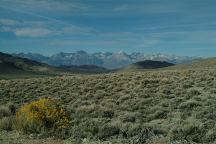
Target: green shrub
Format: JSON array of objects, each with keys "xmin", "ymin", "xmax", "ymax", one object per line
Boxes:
[
  {"xmin": 76, "ymin": 104, "xmax": 97, "ymax": 116},
  {"xmin": 205, "ymin": 128, "xmax": 216, "ymax": 143},
  {"xmin": 81, "ymin": 138, "xmax": 110, "ymax": 144},
  {"xmin": 188, "ymin": 89, "xmax": 201, "ymax": 97},
  {"xmin": 179, "ymin": 100, "xmax": 201, "ymax": 110},
  {"xmin": 120, "ymin": 123, "xmax": 143, "ymax": 137},
  {"xmin": 101, "ymin": 109, "xmax": 114, "ymax": 118},
  {"xmin": 169, "ymin": 119, "xmax": 205, "ymax": 143},
  {"xmin": 98, "ymin": 123, "xmax": 120, "ymax": 140},
  {"xmin": 120, "ymin": 113, "xmax": 136, "ymax": 123},
  {"xmin": 148, "ymin": 110, "xmax": 168, "ymax": 120},
  {"xmin": 131, "ymin": 127, "xmax": 155, "ymax": 144},
  {"xmin": 146, "ymin": 136, "xmax": 168, "ymax": 144}
]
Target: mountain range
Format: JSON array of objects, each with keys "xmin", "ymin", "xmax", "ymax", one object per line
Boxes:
[
  {"xmin": 0, "ymin": 52, "xmax": 110, "ymax": 79},
  {"xmin": 13, "ymin": 51, "xmax": 199, "ymax": 69},
  {"xmin": 0, "ymin": 51, "xmax": 179, "ymax": 79}
]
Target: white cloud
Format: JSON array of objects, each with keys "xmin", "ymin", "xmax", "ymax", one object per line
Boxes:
[
  {"xmin": 136, "ymin": 22, "xmax": 216, "ymax": 31},
  {"xmin": 112, "ymin": 3, "xmax": 178, "ymax": 14},
  {"xmin": 141, "ymin": 3, "xmax": 178, "ymax": 14},
  {"xmin": 113, "ymin": 5, "xmax": 129, "ymax": 12},
  {"xmin": 1, "ymin": 0, "xmax": 89, "ymax": 14},
  {"xmin": 14, "ymin": 28, "xmax": 53, "ymax": 37},
  {"xmin": 0, "ymin": 18, "xmax": 94, "ymax": 37},
  {"xmin": 137, "ymin": 39, "xmax": 160, "ymax": 48},
  {"xmin": 0, "ymin": 26, "xmax": 13, "ymax": 32},
  {"xmin": 62, "ymin": 26, "xmax": 93, "ymax": 35},
  {"xmin": 50, "ymin": 40, "xmax": 117, "ymax": 46},
  {"xmin": 0, "ymin": 19, "xmax": 55, "ymax": 37},
  {"xmin": 0, "ymin": 19, "xmax": 19, "ymax": 26}
]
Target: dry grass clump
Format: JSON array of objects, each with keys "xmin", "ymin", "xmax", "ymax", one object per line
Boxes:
[
  {"xmin": 0, "ymin": 104, "xmax": 16, "ymax": 131},
  {"xmin": 15, "ymin": 98, "xmax": 70, "ymax": 135}
]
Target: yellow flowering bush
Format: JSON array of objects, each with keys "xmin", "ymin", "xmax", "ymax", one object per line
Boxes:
[{"xmin": 15, "ymin": 98, "xmax": 70, "ymax": 133}]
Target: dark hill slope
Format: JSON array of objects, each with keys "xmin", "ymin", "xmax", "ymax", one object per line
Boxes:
[
  {"xmin": 0, "ymin": 52, "xmax": 110, "ymax": 79},
  {"xmin": 125, "ymin": 60, "xmax": 174, "ymax": 70},
  {"xmin": 0, "ymin": 52, "xmax": 60, "ymax": 74},
  {"xmin": 0, "ymin": 52, "xmax": 63, "ymax": 79}
]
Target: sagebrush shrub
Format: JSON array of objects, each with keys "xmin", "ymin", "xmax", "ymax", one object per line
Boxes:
[
  {"xmin": 0, "ymin": 106, "xmax": 12, "ymax": 119},
  {"xmin": 0, "ymin": 116, "xmax": 15, "ymax": 131},
  {"xmin": 15, "ymin": 98, "xmax": 70, "ymax": 134}
]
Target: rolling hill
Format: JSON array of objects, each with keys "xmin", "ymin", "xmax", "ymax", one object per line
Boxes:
[
  {"xmin": 0, "ymin": 52, "xmax": 61, "ymax": 79},
  {"xmin": 0, "ymin": 52, "xmax": 110, "ymax": 79},
  {"xmin": 124, "ymin": 57, "xmax": 216, "ymax": 72},
  {"xmin": 0, "ymin": 52, "xmax": 60, "ymax": 73},
  {"xmin": 126, "ymin": 60, "xmax": 174, "ymax": 70},
  {"xmin": 163, "ymin": 57, "xmax": 216, "ymax": 70},
  {"xmin": 2, "ymin": 51, "xmax": 214, "ymax": 79},
  {"xmin": 1, "ymin": 59, "xmax": 216, "ymax": 143}
]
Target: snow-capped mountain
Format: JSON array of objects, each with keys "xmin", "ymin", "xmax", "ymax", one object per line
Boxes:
[{"xmin": 13, "ymin": 51, "xmax": 199, "ymax": 69}]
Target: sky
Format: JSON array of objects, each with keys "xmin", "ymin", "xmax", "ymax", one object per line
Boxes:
[{"xmin": 0, "ymin": 0, "xmax": 216, "ymax": 56}]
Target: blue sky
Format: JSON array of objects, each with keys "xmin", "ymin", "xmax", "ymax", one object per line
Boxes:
[{"xmin": 0, "ymin": 0, "xmax": 216, "ymax": 56}]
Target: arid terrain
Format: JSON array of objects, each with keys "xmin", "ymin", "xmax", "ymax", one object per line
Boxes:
[{"xmin": 1, "ymin": 59, "xmax": 216, "ymax": 143}]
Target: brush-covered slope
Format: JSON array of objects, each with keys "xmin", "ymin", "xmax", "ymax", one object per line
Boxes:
[
  {"xmin": 164, "ymin": 57, "xmax": 216, "ymax": 70},
  {"xmin": 0, "ymin": 52, "xmax": 59, "ymax": 73},
  {"xmin": 1, "ymin": 66, "xmax": 216, "ymax": 143},
  {"xmin": 125, "ymin": 60, "xmax": 174, "ymax": 70},
  {"xmin": 59, "ymin": 65, "xmax": 109, "ymax": 74},
  {"xmin": 0, "ymin": 52, "xmax": 63, "ymax": 79}
]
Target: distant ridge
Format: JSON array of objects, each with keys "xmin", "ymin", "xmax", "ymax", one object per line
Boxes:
[
  {"xmin": 126, "ymin": 60, "xmax": 174, "ymax": 70},
  {"xmin": 59, "ymin": 65, "xmax": 109, "ymax": 74},
  {"xmin": 13, "ymin": 51, "xmax": 198, "ymax": 69},
  {"xmin": 0, "ymin": 52, "xmax": 109, "ymax": 79},
  {"xmin": 0, "ymin": 52, "xmax": 54, "ymax": 73},
  {"xmin": 0, "ymin": 52, "xmax": 63, "ymax": 79}
]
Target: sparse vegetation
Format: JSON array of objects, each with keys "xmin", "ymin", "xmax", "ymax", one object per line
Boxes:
[{"xmin": 0, "ymin": 63, "xmax": 216, "ymax": 143}]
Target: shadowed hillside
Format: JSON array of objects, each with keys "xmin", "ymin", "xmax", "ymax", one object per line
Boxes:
[
  {"xmin": 0, "ymin": 52, "xmax": 110, "ymax": 79},
  {"xmin": 123, "ymin": 60, "xmax": 174, "ymax": 72},
  {"xmin": 0, "ymin": 52, "xmax": 61, "ymax": 79},
  {"xmin": 128, "ymin": 60, "xmax": 174, "ymax": 69}
]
